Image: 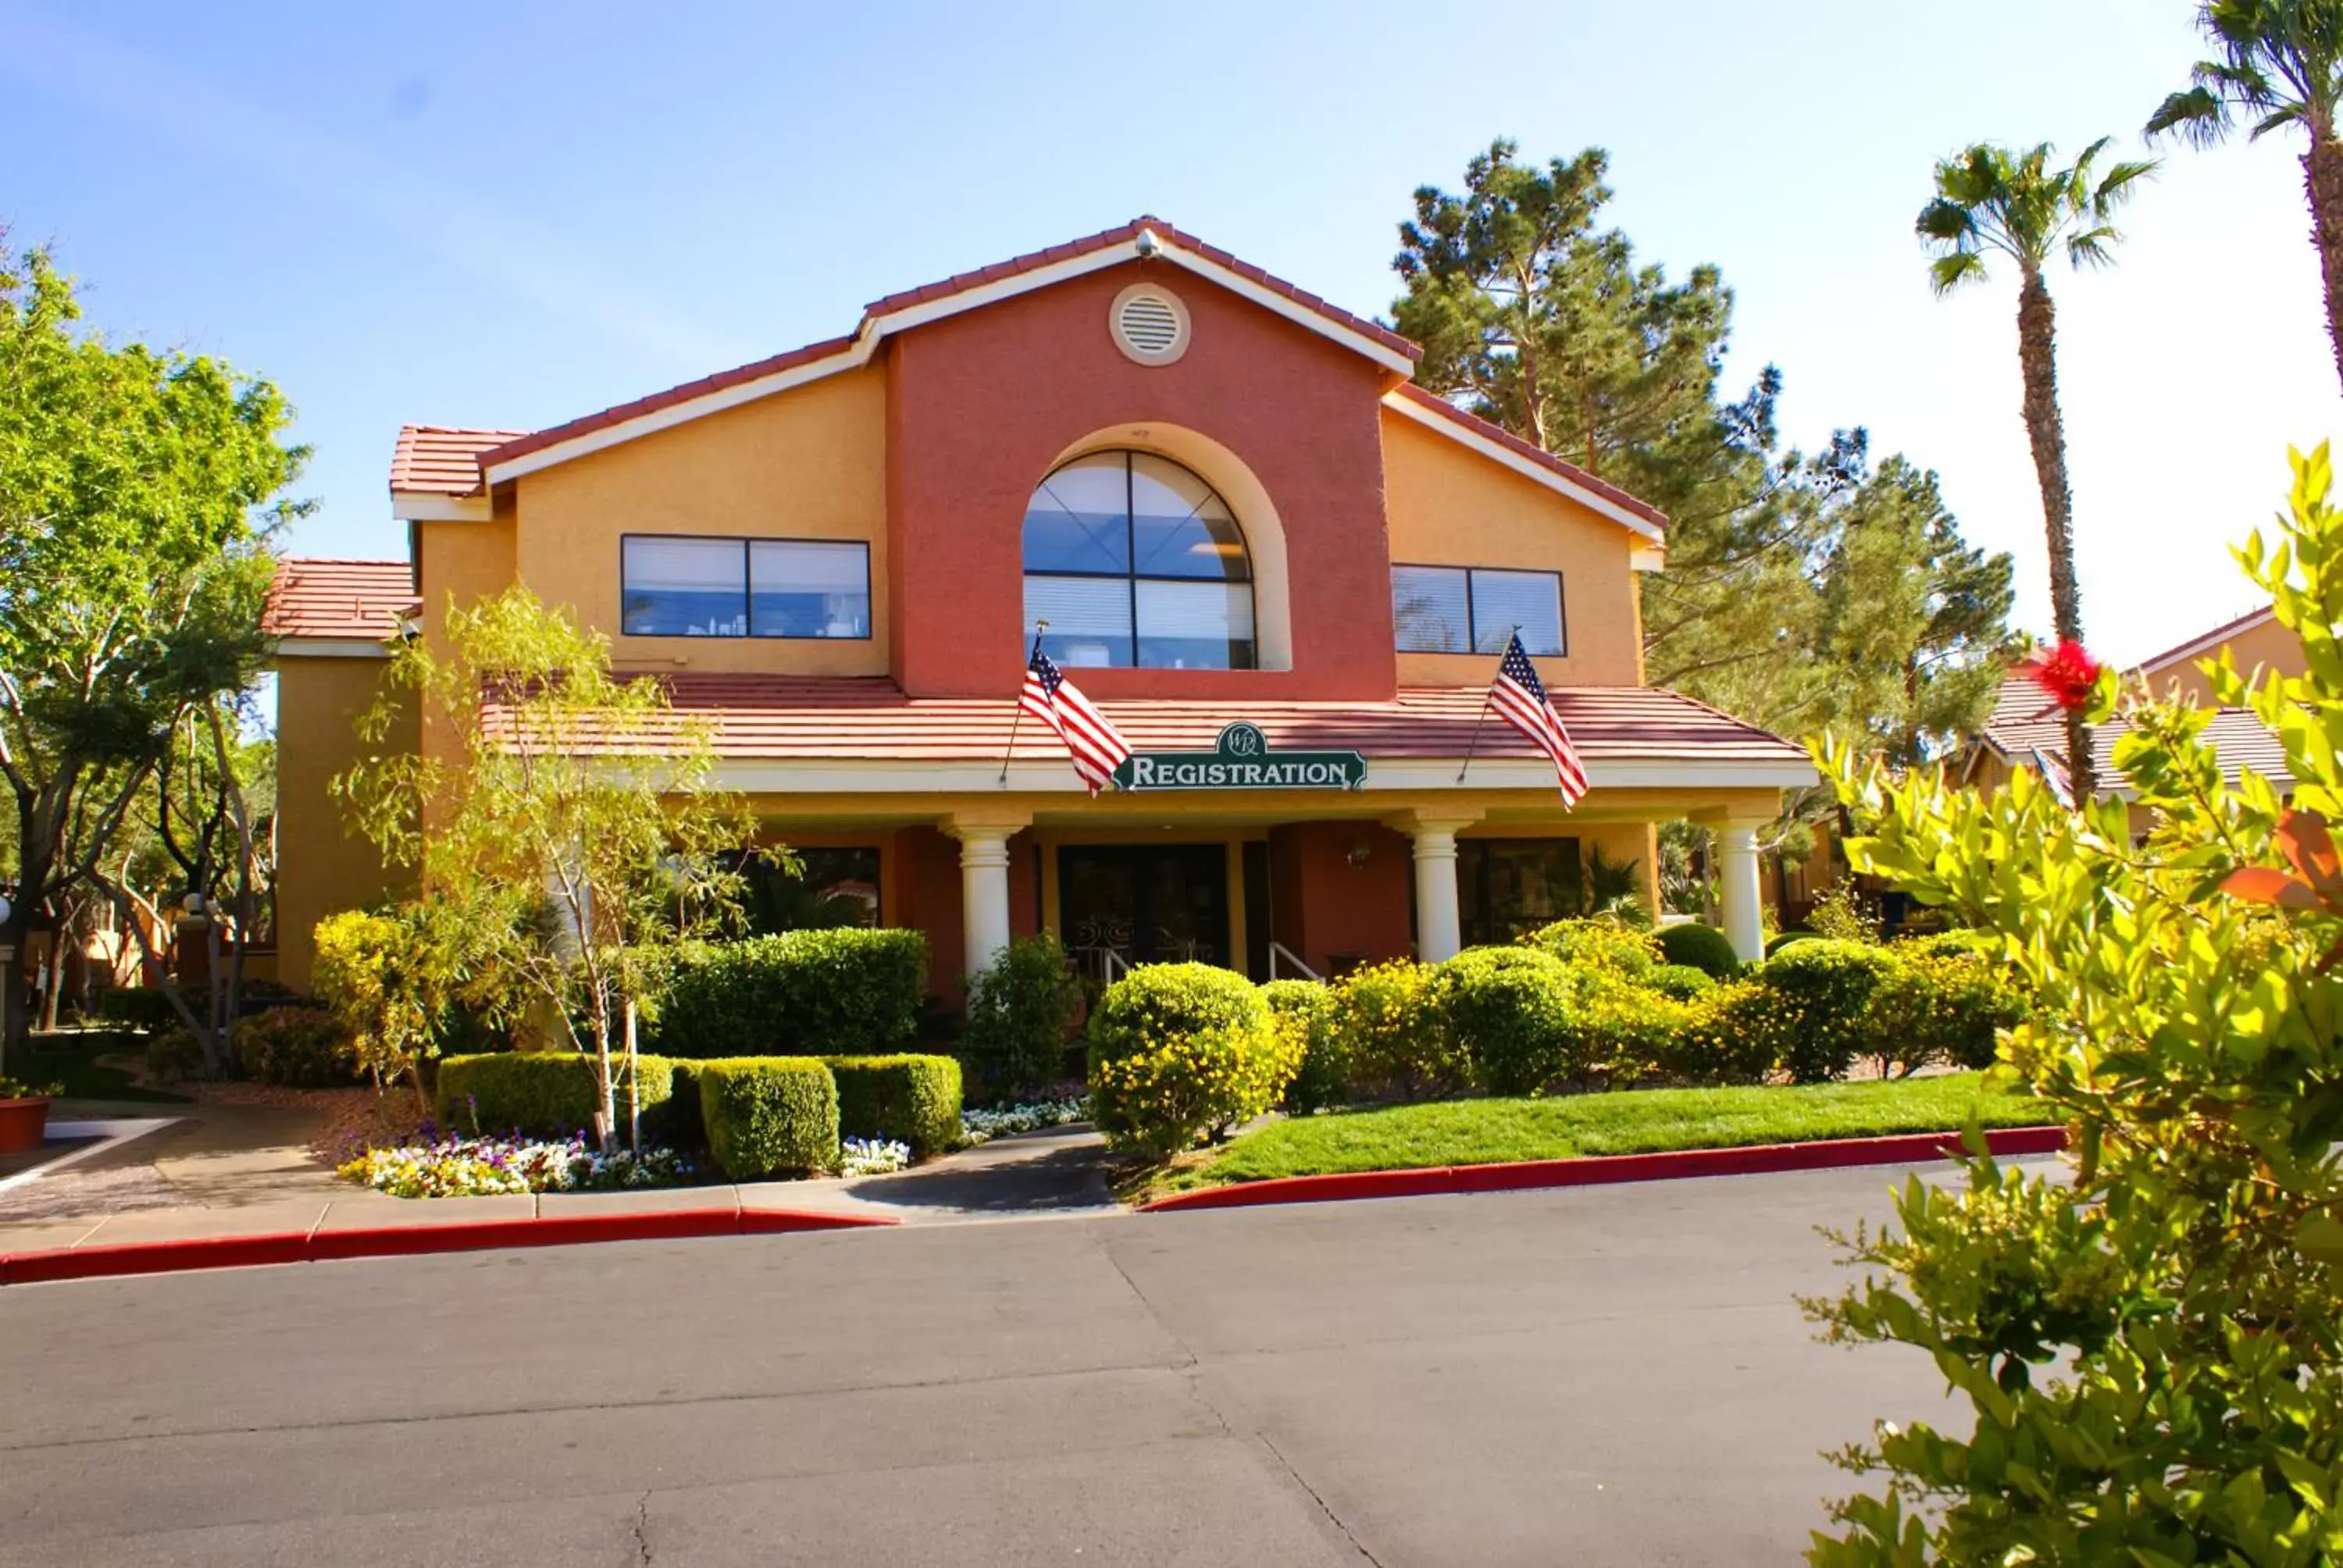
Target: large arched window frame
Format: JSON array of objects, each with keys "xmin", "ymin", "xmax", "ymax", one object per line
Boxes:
[{"xmin": 1021, "ymin": 450, "xmax": 1257, "ymax": 670}]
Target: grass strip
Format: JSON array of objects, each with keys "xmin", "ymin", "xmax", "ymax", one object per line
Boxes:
[{"xmin": 1152, "ymin": 1072, "xmax": 2056, "ymax": 1196}]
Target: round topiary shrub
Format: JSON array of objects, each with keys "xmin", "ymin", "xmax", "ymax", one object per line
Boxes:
[
  {"xmin": 1086, "ymin": 964, "xmax": 1296, "ymax": 1158},
  {"xmin": 1642, "ymin": 962, "xmax": 1717, "ymax": 1001},
  {"xmin": 1756, "ymin": 938, "xmax": 1899, "ymax": 1082},
  {"xmin": 1764, "ymin": 929, "xmax": 1818, "ymax": 958},
  {"xmin": 231, "ymin": 1005, "xmax": 358, "ymax": 1087},
  {"xmin": 1670, "ymin": 978, "xmax": 1785, "ymax": 1085},
  {"xmin": 1524, "ymin": 918, "xmax": 1664, "ymax": 980},
  {"xmin": 1867, "ymin": 937, "xmax": 2030, "ymax": 1074},
  {"xmin": 1328, "ymin": 960, "xmax": 1465, "ymax": 1102},
  {"xmin": 1261, "ymin": 979, "xmax": 1346, "ymax": 1114},
  {"xmin": 1656, "ymin": 921, "xmax": 1742, "ymax": 978},
  {"xmin": 1436, "ymin": 946, "xmax": 1584, "ymax": 1096},
  {"xmin": 1577, "ymin": 972, "xmax": 1697, "ymax": 1086}
]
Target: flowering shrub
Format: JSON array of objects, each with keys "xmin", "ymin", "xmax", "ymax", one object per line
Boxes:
[
  {"xmin": 836, "ymin": 1137, "xmax": 911, "ymax": 1177},
  {"xmin": 2017, "ymin": 635, "xmax": 2106, "ymax": 713},
  {"xmin": 1861, "ymin": 936, "xmax": 2028, "ymax": 1078},
  {"xmin": 1086, "ymin": 964, "xmax": 1298, "ymax": 1157},
  {"xmin": 1575, "ymin": 973, "xmax": 1696, "ymax": 1087},
  {"xmin": 0, "ymin": 1075, "xmax": 62, "ymax": 1099},
  {"xmin": 960, "ymin": 1097, "xmax": 1089, "ymax": 1143},
  {"xmin": 1435, "ymin": 948, "xmax": 1582, "ymax": 1095},
  {"xmin": 1753, "ymin": 938, "xmax": 1899, "ymax": 1083},
  {"xmin": 339, "ymin": 1131, "xmax": 694, "ymax": 1199},
  {"xmin": 1328, "ymin": 960, "xmax": 1464, "ymax": 1101},
  {"xmin": 1642, "ymin": 962, "xmax": 1717, "ymax": 1001},
  {"xmin": 1261, "ymin": 979, "xmax": 1346, "ymax": 1114},
  {"xmin": 1523, "ymin": 917, "xmax": 1664, "ymax": 980}
]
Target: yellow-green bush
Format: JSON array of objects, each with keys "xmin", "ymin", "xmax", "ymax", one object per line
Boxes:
[
  {"xmin": 1086, "ymin": 964, "xmax": 1296, "ymax": 1157},
  {"xmin": 696, "ymin": 1057, "xmax": 840, "ymax": 1178},
  {"xmin": 1863, "ymin": 937, "xmax": 2028, "ymax": 1075},
  {"xmin": 1668, "ymin": 979, "xmax": 1783, "ymax": 1085},
  {"xmin": 1434, "ymin": 947, "xmax": 1582, "ymax": 1095},
  {"xmin": 1576, "ymin": 974, "xmax": 1697, "ymax": 1086},
  {"xmin": 1328, "ymin": 960, "xmax": 1464, "ymax": 1101},
  {"xmin": 1523, "ymin": 918, "xmax": 1664, "ymax": 980},
  {"xmin": 1261, "ymin": 979, "xmax": 1346, "ymax": 1114}
]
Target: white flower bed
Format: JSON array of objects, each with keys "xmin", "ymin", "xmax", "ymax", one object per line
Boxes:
[
  {"xmin": 340, "ymin": 1133, "xmax": 695, "ymax": 1199},
  {"xmin": 837, "ymin": 1137, "xmax": 913, "ymax": 1177},
  {"xmin": 960, "ymin": 1097, "xmax": 1090, "ymax": 1145}
]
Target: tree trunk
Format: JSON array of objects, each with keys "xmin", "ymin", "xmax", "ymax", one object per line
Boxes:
[
  {"xmin": 2014, "ymin": 265, "xmax": 2097, "ymax": 802},
  {"xmin": 2306, "ymin": 137, "xmax": 2343, "ymax": 397}
]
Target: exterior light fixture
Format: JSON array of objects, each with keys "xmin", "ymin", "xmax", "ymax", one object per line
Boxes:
[{"xmin": 1346, "ymin": 839, "xmax": 1372, "ymax": 869}]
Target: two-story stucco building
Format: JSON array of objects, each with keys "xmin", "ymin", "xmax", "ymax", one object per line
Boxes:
[{"xmin": 262, "ymin": 218, "xmax": 1813, "ymax": 999}]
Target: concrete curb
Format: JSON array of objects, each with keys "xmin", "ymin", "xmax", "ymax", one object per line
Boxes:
[
  {"xmin": 0, "ymin": 1206, "xmax": 897, "ymax": 1286},
  {"xmin": 1137, "ymin": 1124, "xmax": 2070, "ymax": 1213}
]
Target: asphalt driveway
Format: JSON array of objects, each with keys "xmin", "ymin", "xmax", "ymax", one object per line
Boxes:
[{"xmin": 0, "ymin": 1161, "xmax": 1994, "ymax": 1566}]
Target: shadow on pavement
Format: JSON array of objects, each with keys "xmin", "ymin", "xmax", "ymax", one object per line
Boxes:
[{"xmin": 844, "ymin": 1131, "xmax": 1118, "ymax": 1215}]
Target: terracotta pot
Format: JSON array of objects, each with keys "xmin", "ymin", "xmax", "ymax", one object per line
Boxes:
[{"xmin": 0, "ymin": 1097, "xmax": 52, "ymax": 1154}]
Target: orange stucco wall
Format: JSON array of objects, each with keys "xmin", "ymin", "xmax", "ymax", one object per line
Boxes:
[
  {"xmin": 1380, "ymin": 413, "xmax": 1647, "ymax": 689},
  {"xmin": 274, "ymin": 656, "xmax": 415, "ymax": 992},
  {"xmin": 512, "ymin": 368, "xmax": 889, "ymax": 678},
  {"xmin": 2140, "ymin": 615, "xmax": 2302, "ymax": 707},
  {"xmin": 883, "ymin": 261, "xmax": 1400, "ymax": 700},
  {"xmin": 1267, "ymin": 821, "xmax": 1416, "ymax": 975}
]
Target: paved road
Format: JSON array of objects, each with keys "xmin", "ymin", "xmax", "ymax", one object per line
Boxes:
[{"xmin": 0, "ymin": 1162, "xmax": 1988, "ymax": 1566}]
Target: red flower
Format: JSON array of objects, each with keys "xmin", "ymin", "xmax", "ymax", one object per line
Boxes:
[{"xmin": 2020, "ymin": 640, "xmax": 2104, "ymax": 713}]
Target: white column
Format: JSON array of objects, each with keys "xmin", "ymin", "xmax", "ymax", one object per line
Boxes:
[
  {"xmin": 1408, "ymin": 821, "xmax": 1467, "ymax": 963},
  {"xmin": 1718, "ymin": 823, "xmax": 1764, "ymax": 964},
  {"xmin": 950, "ymin": 825, "xmax": 1016, "ymax": 978}
]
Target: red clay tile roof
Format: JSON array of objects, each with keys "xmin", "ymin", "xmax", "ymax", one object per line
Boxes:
[
  {"xmin": 1389, "ymin": 384, "xmax": 1670, "ymax": 530},
  {"xmin": 1981, "ymin": 694, "xmax": 2291, "ymax": 793},
  {"xmin": 481, "ymin": 675, "xmax": 1806, "ymax": 766},
  {"xmin": 390, "ymin": 425, "xmax": 527, "ymax": 497},
  {"xmin": 261, "ymin": 558, "xmax": 416, "ymax": 642},
  {"xmin": 430, "ymin": 217, "xmax": 1430, "ymax": 492}
]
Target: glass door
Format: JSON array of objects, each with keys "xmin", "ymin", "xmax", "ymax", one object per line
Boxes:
[{"xmin": 1059, "ymin": 845, "xmax": 1232, "ymax": 975}]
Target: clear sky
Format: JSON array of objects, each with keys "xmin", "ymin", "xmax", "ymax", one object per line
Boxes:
[{"xmin": 9, "ymin": 0, "xmax": 2338, "ymax": 668}]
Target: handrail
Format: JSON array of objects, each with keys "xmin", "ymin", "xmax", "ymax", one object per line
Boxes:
[{"xmin": 1267, "ymin": 941, "xmax": 1320, "ymax": 982}]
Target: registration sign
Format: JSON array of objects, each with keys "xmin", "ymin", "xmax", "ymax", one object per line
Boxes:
[{"xmin": 1112, "ymin": 722, "xmax": 1368, "ymax": 792}]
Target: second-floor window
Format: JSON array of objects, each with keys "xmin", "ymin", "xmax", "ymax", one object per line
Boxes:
[
  {"xmin": 1022, "ymin": 451, "xmax": 1256, "ymax": 669},
  {"xmin": 621, "ymin": 536, "xmax": 872, "ymax": 639},
  {"xmin": 1391, "ymin": 565, "xmax": 1565, "ymax": 656}
]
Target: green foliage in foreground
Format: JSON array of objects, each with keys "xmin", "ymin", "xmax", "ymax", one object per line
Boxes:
[{"xmin": 1151, "ymin": 1073, "xmax": 2052, "ymax": 1194}]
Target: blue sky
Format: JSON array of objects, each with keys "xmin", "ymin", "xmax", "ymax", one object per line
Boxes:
[{"xmin": 10, "ymin": 0, "xmax": 2338, "ymax": 668}]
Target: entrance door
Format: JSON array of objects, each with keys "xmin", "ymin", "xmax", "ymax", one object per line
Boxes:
[{"xmin": 1059, "ymin": 845, "xmax": 1232, "ymax": 976}]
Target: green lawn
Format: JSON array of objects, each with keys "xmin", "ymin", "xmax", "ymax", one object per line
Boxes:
[
  {"xmin": 16, "ymin": 1031, "xmax": 190, "ymax": 1104},
  {"xmin": 1151, "ymin": 1073, "xmax": 2057, "ymax": 1195}
]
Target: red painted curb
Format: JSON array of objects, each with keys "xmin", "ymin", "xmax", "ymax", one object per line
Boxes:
[
  {"xmin": 0, "ymin": 1206, "xmax": 895, "ymax": 1286},
  {"xmin": 1139, "ymin": 1124, "xmax": 2070, "ymax": 1213}
]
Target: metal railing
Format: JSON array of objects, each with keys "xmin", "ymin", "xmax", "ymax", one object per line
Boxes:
[{"xmin": 1267, "ymin": 941, "xmax": 1321, "ymax": 982}]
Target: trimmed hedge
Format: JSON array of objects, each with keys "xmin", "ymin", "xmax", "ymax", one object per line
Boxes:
[
  {"xmin": 1261, "ymin": 979, "xmax": 1346, "ymax": 1114},
  {"xmin": 1657, "ymin": 922, "xmax": 1741, "ymax": 978},
  {"xmin": 822, "ymin": 1054, "xmax": 962, "ymax": 1154},
  {"xmin": 649, "ymin": 928, "xmax": 928, "ymax": 1059},
  {"xmin": 437, "ymin": 1051, "xmax": 688, "ymax": 1142},
  {"xmin": 1756, "ymin": 939, "xmax": 1899, "ymax": 1083},
  {"xmin": 1437, "ymin": 948, "xmax": 1582, "ymax": 1095},
  {"xmin": 697, "ymin": 1057, "xmax": 840, "ymax": 1178}
]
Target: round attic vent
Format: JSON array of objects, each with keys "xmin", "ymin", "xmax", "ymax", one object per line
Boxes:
[{"xmin": 1111, "ymin": 283, "xmax": 1190, "ymax": 365}]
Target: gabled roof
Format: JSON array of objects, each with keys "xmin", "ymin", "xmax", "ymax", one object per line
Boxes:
[
  {"xmin": 2131, "ymin": 604, "xmax": 2276, "ymax": 679},
  {"xmin": 262, "ymin": 558, "xmax": 416, "ymax": 648},
  {"xmin": 1977, "ymin": 669, "xmax": 2291, "ymax": 795},
  {"xmin": 385, "ymin": 217, "xmax": 1668, "ymax": 546}
]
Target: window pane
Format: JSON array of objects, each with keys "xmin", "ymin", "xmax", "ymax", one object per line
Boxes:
[
  {"xmin": 744, "ymin": 846, "xmax": 881, "ymax": 932},
  {"xmin": 1025, "ymin": 576, "xmax": 1132, "ymax": 667},
  {"xmin": 622, "ymin": 537, "xmax": 745, "ymax": 636},
  {"xmin": 1129, "ymin": 453, "xmax": 1247, "ymax": 581},
  {"xmin": 1460, "ymin": 839, "xmax": 1583, "ymax": 947},
  {"xmin": 1022, "ymin": 454, "xmax": 1129, "ymax": 574},
  {"xmin": 1469, "ymin": 568, "xmax": 1564, "ymax": 655},
  {"xmin": 1136, "ymin": 579, "xmax": 1254, "ymax": 669},
  {"xmin": 1392, "ymin": 565, "xmax": 1468, "ymax": 652},
  {"xmin": 750, "ymin": 540, "xmax": 870, "ymax": 639}
]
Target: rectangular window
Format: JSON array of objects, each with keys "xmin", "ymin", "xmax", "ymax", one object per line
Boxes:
[
  {"xmin": 741, "ymin": 846, "xmax": 882, "ymax": 932},
  {"xmin": 1392, "ymin": 565, "xmax": 1566, "ymax": 657},
  {"xmin": 1025, "ymin": 576, "xmax": 1133, "ymax": 668},
  {"xmin": 620, "ymin": 536, "xmax": 870, "ymax": 640},
  {"xmin": 1458, "ymin": 838, "xmax": 1584, "ymax": 948}
]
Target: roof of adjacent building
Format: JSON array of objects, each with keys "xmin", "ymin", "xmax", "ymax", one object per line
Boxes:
[
  {"xmin": 480, "ymin": 675, "xmax": 1806, "ymax": 765},
  {"xmin": 1976, "ymin": 675, "xmax": 2290, "ymax": 792},
  {"xmin": 261, "ymin": 558, "xmax": 416, "ymax": 643},
  {"xmin": 387, "ymin": 217, "xmax": 1667, "ymax": 539},
  {"xmin": 2131, "ymin": 604, "xmax": 2277, "ymax": 679}
]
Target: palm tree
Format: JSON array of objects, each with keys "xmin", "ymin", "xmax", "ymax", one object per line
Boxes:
[
  {"xmin": 2148, "ymin": 2, "xmax": 2343, "ymax": 393},
  {"xmin": 1917, "ymin": 139, "xmax": 2154, "ymax": 802}
]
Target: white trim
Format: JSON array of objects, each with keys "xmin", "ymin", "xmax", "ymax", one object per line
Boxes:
[
  {"xmin": 697, "ymin": 754, "xmax": 1814, "ymax": 795},
  {"xmin": 390, "ymin": 492, "xmax": 493, "ymax": 522},
  {"xmin": 270, "ymin": 636, "xmax": 394, "ymax": 659},
  {"xmin": 2134, "ymin": 605, "xmax": 2276, "ymax": 677},
  {"xmin": 1381, "ymin": 391, "xmax": 1667, "ymax": 544},
  {"xmin": 1629, "ymin": 545, "xmax": 1667, "ymax": 572},
  {"xmin": 481, "ymin": 232, "xmax": 1418, "ymax": 486}
]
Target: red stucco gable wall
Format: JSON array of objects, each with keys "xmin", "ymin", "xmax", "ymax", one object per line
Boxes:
[{"xmin": 883, "ymin": 259, "xmax": 1400, "ymax": 700}]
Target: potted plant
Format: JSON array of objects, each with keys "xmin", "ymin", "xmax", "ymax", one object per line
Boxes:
[{"xmin": 0, "ymin": 1077, "xmax": 64, "ymax": 1154}]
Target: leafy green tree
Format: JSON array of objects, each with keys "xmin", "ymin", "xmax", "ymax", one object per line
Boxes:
[
  {"xmin": 1917, "ymin": 138, "xmax": 2155, "ymax": 801},
  {"xmin": 0, "ymin": 241, "xmax": 303, "ymax": 1067},
  {"xmin": 2149, "ymin": 1, "xmax": 2343, "ymax": 391},
  {"xmin": 339, "ymin": 588, "xmax": 753, "ymax": 1150},
  {"xmin": 1805, "ymin": 449, "xmax": 2343, "ymax": 1565}
]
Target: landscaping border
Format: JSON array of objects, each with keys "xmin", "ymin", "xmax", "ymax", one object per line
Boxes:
[
  {"xmin": 1138, "ymin": 1124, "xmax": 2069, "ymax": 1212},
  {"xmin": 0, "ymin": 1205, "xmax": 896, "ymax": 1286}
]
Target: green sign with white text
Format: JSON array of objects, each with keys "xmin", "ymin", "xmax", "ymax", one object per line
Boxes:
[{"xmin": 1112, "ymin": 723, "xmax": 1368, "ymax": 792}]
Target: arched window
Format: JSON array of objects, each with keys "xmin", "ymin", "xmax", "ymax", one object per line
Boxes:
[{"xmin": 1022, "ymin": 451, "xmax": 1255, "ymax": 669}]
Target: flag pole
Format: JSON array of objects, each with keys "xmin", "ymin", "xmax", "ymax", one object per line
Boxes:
[
  {"xmin": 1455, "ymin": 625, "xmax": 1522, "ymax": 785},
  {"xmin": 1000, "ymin": 622, "xmax": 1046, "ymax": 786}
]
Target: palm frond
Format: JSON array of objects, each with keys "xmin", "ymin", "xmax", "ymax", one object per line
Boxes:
[
  {"xmin": 2147, "ymin": 83, "xmax": 2231, "ymax": 147},
  {"xmin": 2090, "ymin": 157, "xmax": 2159, "ymax": 213},
  {"xmin": 2251, "ymin": 103, "xmax": 2309, "ymax": 138},
  {"xmin": 2067, "ymin": 227, "xmax": 2122, "ymax": 269},
  {"xmin": 1928, "ymin": 251, "xmax": 1987, "ymax": 297},
  {"xmin": 1914, "ymin": 197, "xmax": 1977, "ymax": 244}
]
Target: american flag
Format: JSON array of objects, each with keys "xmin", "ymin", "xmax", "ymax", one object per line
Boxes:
[
  {"xmin": 2028, "ymin": 745, "xmax": 2074, "ymax": 808},
  {"xmin": 1019, "ymin": 642, "xmax": 1132, "ymax": 796},
  {"xmin": 1487, "ymin": 633, "xmax": 1589, "ymax": 806}
]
